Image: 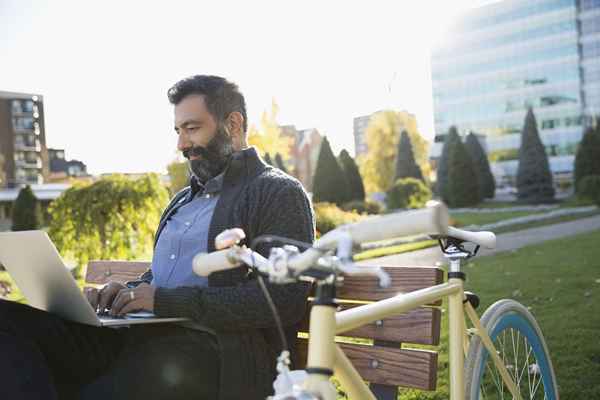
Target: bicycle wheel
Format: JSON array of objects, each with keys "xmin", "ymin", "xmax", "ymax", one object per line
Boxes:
[{"xmin": 465, "ymin": 299, "xmax": 558, "ymax": 400}]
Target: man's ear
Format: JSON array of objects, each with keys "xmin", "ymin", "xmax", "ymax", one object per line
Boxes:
[{"xmin": 226, "ymin": 112, "xmax": 244, "ymax": 137}]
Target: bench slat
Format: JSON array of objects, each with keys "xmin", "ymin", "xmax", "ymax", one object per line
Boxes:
[
  {"xmin": 337, "ymin": 266, "xmax": 443, "ymax": 302},
  {"xmin": 300, "ymin": 304, "xmax": 441, "ymax": 345},
  {"xmin": 85, "ymin": 261, "xmax": 150, "ymax": 285},
  {"xmin": 297, "ymin": 340, "xmax": 437, "ymax": 391}
]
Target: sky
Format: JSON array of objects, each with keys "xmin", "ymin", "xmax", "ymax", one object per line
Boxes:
[{"xmin": 0, "ymin": 0, "xmax": 491, "ymax": 175}]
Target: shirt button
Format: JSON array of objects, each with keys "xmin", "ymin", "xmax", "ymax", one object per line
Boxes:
[
  {"xmin": 185, "ymin": 221, "xmax": 191, "ymax": 226},
  {"xmin": 205, "ymin": 193, "xmax": 211, "ymax": 199},
  {"xmin": 170, "ymin": 254, "xmax": 176, "ymax": 260}
]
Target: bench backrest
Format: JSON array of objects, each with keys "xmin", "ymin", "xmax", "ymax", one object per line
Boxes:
[{"xmin": 85, "ymin": 260, "xmax": 443, "ymax": 399}]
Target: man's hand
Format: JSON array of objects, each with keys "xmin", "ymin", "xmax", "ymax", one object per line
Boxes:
[
  {"xmin": 109, "ymin": 283, "xmax": 156, "ymax": 316},
  {"xmin": 84, "ymin": 281, "xmax": 126, "ymax": 312}
]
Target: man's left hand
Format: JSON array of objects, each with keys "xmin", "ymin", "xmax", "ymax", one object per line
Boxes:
[{"xmin": 109, "ymin": 283, "xmax": 156, "ymax": 316}]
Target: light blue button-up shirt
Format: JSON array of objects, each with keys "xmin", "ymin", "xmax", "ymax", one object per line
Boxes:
[{"xmin": 151, "ymin": 174, "xmax": 223, "ymax": 289}]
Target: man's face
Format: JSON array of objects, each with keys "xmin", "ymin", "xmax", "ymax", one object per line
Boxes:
[{"xmin": 174, "ymin": 94, "xmax": 234, "ymax": 182}]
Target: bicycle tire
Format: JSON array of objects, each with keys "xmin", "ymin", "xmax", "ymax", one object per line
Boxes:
[{"xmin": 464, "ymin": 299, "xmax": 559, "ymax": 400}]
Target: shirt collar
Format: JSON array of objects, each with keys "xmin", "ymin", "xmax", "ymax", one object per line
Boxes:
[{"xmin": 189, "ymin": 172, "xmax": 225, "ymax": 198}]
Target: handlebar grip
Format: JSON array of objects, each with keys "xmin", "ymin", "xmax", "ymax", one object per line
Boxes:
[
  {"xmin": 192, "ymin": 248, "xmax": 241, "ymax": 277},
  {"xmin": 338, "ymin": 201, "xmax": 449, "ymax": 245}
]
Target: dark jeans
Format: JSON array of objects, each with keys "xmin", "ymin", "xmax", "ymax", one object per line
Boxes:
[{"xmin": 0, "ymin": 299, "xmax": 220, "ymax": 400}]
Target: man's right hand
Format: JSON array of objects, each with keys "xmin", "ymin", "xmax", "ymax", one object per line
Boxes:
[{"xmin": 84, "ymin": 281, "xmax": 127, "ymax": 312}]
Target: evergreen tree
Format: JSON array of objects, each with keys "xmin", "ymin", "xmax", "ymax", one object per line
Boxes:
[
  {"xmin": 274, "ymin": 153, "xmax": 288, "ymax": 174},
  {"xmin": 264, "ymin": 152, "xmax": 273, "ymax": 166},
  {"xmin": 464, "ymin": 132, "xmax": 496, "ymax": 199},
  {"xmin": 516, "ymin": 108, "xmax": 555, "ymax": 203},
  {"xmin": 436, "ymin": 126, "xmax": 461, "ymax": 203},
  {"xmin": 338, "ymin": 149, "xmax": 365, "ymax": 202},
  {"xmin": 395, "ymin": 130, "xmax": 424, "ymax": 182},
  {"xmin": 448, "ymin": 140, "xmax": 480, "ymax": 207},
  {"xmin": 11, "ymin": 185, "xmax": 42, "ymax": 231},
  {"xmin": 574, "ymin": 124, "xmax": 600, "ymax": 193},
  {"xmin": 312, "ymin": 137, "xmax": 351, "ymax": 205}
]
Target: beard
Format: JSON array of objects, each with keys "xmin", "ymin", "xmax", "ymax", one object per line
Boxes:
[{"xmin": 183, "ymin": 125, "xmax": 234, "ymax": 183}]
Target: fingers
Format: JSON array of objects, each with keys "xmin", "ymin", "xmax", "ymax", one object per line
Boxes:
[
  {"xmin": 98, "ymin": 282, "xmax": 126, "ymax": 312},
  {"xmin": 118, "ymin": 299, "xmax": 145, "ymax": 316},
  {"xmin": 84, "ymin": 287, "xmax": 100, "ymax": 311},
  {"xmin": 110, "ymin": 288, "xmax": 134, "ymax": 316},
  {"xmin": 110, "ymin": 284, "xmax": 155, "ymax": 316}
]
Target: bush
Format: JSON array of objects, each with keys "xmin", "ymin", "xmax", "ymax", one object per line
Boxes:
[
  {"xmin": 578, "ymin": 175, "xmax": 600, "ymax": 206},
  {"xmin": 12, "ymin": 185, "xmax": 42, "ymax": 231},
  {"xmin": 314, "ymin": 202, "xmax": 363, "ymax": 235},
  {"xmin": 341, "ymin": 200, "xmax": 383, "ymax": 215},
  {"xmin": 386, "ymin": 178, "xmax": 432, "ymax": 210}
]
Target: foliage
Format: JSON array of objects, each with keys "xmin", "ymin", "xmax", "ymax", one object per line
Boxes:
[
  {"xmin": 312, "ymin": 137, "xmax": 352, "ymax": 206},
  {"xmin": 464, "ymin": 133, "xmax": 496, "ymax": 199},
  {"xmin": 341, "ymin": 200, "xmax": 382, "ymax": 215},
  {"xmin": 386, "ymin": 178, "xmax": 432, "ymax": 210},
  {"xmin": 47, "ymin": 174, "xmax": 169, "ymax": 276},
  {"xmin": 395, "ymin": 130, "xmax": 424, "ymax": 182},
  {"xmin": 11, "ymin": 185, "xmax": 42, "ymax": 231},
  {"xmin": 574, "ymin": 125, "xmax": 600, "ymax": 193},
  {"xmin": 264, "ymin": 152, "xmax": 273, "ymax": 166},
  {"xmin": 448, "ymin": 139, "xmax": 481, "ymax": 207},
  {"xmin": 314, "ymin": 202, "xmax": 363, "ymax": 235},
  {"xmin": 274, "ymin": 153, "xmax": 288, "ymax": 173},
  {"xmin": 247, "ymin": 99, "xmax": 293, "ymax": 160},
  {"xmin": 338, "ymin": 149, "xmax": 365, "ymax": 201},
  {"xmin": 359, "ymin": 111, "xmax": 430, "ymax": 193},
  {"xmin": 435, "ymin": 126, "xmax": 461, "ymax": 203},
  {"xmin": 166, "ymin": 160, "xmax": 189, "ymax": 195},
  {"xmin": 577, "ymin": 175, "xmax": 600, "ymax": 206},
  {"xmin": 488, "ymin": 148, "xmax": 519, "ymax": 162},
  {"xmin": 516, "ymin": 108, "xmax": 555, "ymax": 203}
]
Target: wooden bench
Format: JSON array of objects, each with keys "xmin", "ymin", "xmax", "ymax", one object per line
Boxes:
[{"xmin": 85, "ymin": 261, "xmax": 443, "ymax": 400}]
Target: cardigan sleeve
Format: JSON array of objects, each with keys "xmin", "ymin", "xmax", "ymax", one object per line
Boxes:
[{"xmin": 153, "ymin": 178, "xmax": 315, "ymax": 331}]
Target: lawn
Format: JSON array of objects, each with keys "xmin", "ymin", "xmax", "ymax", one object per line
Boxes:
[{"xmin": 396, "ymin": 229, "xmax": 600, "ymax": 399}]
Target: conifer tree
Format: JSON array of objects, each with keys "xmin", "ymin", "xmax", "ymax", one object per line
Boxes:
[
  {"xmin": 312, "ymin": 137, "xmax": 351, "ymax": 205},
  {"xmin": 574, "ymin": 124, "xmax": 600, "ymax": 193},
  {"xmin": 395, "ymin": 130, "xmax": 424, "ymax": 182},
  {"xmin": 448, "ymin": 140, "xmax": 481, "ymax": 207},
  {"xmin": 338, "ymin": 149, "xmax": 365, "ymax": 202},
  {"xmin": 464, "ymin": 132, "xmax": 496, "ymax": 199},
  {"xmin": 436, "ymin": 126, "xmax": 461, "ymax": 203},
  {"xmin": 516, "ymin": 108, "xmax": 555, "ymax": 203},
  {"xmin": 11, "ymin": 185, "xmax": 42, "ymax": 231},
  {"xmin": 274, "ymin": 153, "xmax": 288, "ymax": 174},
  {"xmin": 264, "ymin": 152, "xmax": 273, "ymax": 166}
]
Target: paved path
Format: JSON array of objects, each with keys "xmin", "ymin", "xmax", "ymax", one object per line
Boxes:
[{"xmin": 359, "ymin": 214, "xmax": 600, "ymax": 267}]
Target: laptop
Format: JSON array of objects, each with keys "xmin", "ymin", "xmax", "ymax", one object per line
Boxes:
[{"xmin": 0, "ymin": 230, "xmax": 188, "ymax": 327}]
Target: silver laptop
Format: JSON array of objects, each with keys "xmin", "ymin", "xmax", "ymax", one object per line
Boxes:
[{"xmin": 0, "ymin": 230, "xmax": 188, "ymax": 327}]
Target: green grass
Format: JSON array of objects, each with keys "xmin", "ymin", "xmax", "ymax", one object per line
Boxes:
[
  {"xmin": 397, "ymin": 229, "xmax": 600, "ymax": 399},
  {"xmin": 450, "ymin": 210, "xmax": 545, "ymax": 227}
]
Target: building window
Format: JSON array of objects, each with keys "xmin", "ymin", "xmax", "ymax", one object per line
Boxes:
[{"xmin": 11, "ymin": 100, "xmax": 22, "ymax": 114}]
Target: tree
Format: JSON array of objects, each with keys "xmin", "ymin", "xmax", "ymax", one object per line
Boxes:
[
  {"xmin": 312, "ymin": 137, "xmax": 351, "ymax": 205},
  {"xmin": 359, "ymin": 110, "xmax": 430, "ymax": 193},
  {"xmin": 386, "ymin": 178, "xmax": 431, "ymax": 209},
  {"xmin": 274, "ymin": 153, "xmax": 288, "ymax": 173},
  {"xmin": 247, "ymin": 99, "xmax": 293, "ymax": 160},
  {"xmin": 338, "ymin": 149, "xmax": 365, "ymax": 202},
  {"xmin": 48, "ymin": 174, "xmax": 169, "ymax": 276},
  {"xmin": 264, "ymin": 152, "xmax": 273, "ymax": 166},
  {"xmin": 394, "ymin": 130, "xmax": 424, "ymax": 182},
  {"xmin": 11, "ymin": 185, "xmax": 42, "ymax": 231},
  {"xmin": 574, "ymin": 124, "xmax": 600, "ymax": 193},
  {"xmin": 448, "ymin": 140, "xmax": 481, "ymax": 207},
  {"xmin": 516, "ymin": 108, "xmax": 555, "ymax": 203},
  {"xmin": 436, "ymin": 126, "xmax": 461, "ymax": 203},
  {"xmin": 166, "ymin": 160, "xmax": 189, "ymax": 195},
  {"xmin": 464, "ymin": 132, "xmax": 496, "ymax": 199}
]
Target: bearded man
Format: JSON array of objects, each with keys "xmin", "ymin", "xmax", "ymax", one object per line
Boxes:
[{"xmin": 0, "ymin": 75, "xmax": 314, "ymax": 400}]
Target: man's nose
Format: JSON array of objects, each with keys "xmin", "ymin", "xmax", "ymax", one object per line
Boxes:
[{"xmin": 177, "ymin": 133, "xmax": 189, "ymax": 152}]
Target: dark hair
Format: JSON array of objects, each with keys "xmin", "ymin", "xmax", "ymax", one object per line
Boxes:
[{"xmin": 167, "ymin": 75, "xmax": 248, "ymax": 133}]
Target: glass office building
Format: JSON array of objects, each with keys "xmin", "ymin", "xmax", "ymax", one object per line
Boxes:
[{"xmin": 431, "ymin": 0, "xmax": 600, "ymax": 185}]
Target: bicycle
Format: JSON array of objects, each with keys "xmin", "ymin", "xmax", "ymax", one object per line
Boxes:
[{"xmin": 193, "ymin": 201, "xmax": 559, "ymax": 400}]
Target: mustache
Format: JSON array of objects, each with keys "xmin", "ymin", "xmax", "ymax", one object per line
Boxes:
[{"xmin": 182, "ymin": 145, "xmax": 208, "ymax": 160}]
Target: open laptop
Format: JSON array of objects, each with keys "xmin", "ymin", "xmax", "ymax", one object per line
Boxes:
[{"xmin": 0, "ymin": 230, "xmax": 188, "ymax": 327}]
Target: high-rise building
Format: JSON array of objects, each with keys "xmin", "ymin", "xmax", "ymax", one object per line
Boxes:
[
  {"xmin": 0, "ymin": 91, "xmax": 49, "ymax": 187},
  {"xmin": 431, "ymin": 0, "xmax": 600, "ymax": 185}
]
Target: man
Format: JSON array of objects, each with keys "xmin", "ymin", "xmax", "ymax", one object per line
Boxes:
[{"xmin": 0, "ymin": 75, "xmax": 314, "ymax": 400}]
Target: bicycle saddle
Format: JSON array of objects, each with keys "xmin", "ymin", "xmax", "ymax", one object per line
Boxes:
[{"xmin": 445, "ymin": 226, "xmax": 496, "ymax": 249}]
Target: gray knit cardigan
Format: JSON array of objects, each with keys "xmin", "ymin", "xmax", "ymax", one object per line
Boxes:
[{"xmin": 132, "ymin": 147, "xmax": 314, "ymax": 400}]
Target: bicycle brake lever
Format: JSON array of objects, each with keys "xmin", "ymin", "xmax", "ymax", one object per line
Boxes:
[{"xmin": 337, "ymin": 262, "xmax": 391, "ymax": 288}]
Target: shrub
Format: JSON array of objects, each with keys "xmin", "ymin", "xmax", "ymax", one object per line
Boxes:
[
  {"xmin": 386, "ymin": 178, "xmax": 432, "ymax": 210},
  {"xmin": 448, "ymin": 139, "xmax": 481, "ymax": 207},
  {"xmin": 314, "ymin": 202, "xmax": 363, "ymax": 235},
  {"xmin": 578, "ymin": 175, "xmax": 600, "ymax": 206},
  {"xmin": 436, "ymin": 126, "xmax": 461, "ymax": 202},
  {"xmin": 341, "ymin": 200, "xmax": 383, "ymax": 215},
  {"xmin": 313, "ymin": 137, "xmax": 352, "ymax": 206},
  {"xmin": 574, "ymin": 126, "xmax": 600, "ymax": 193}
]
